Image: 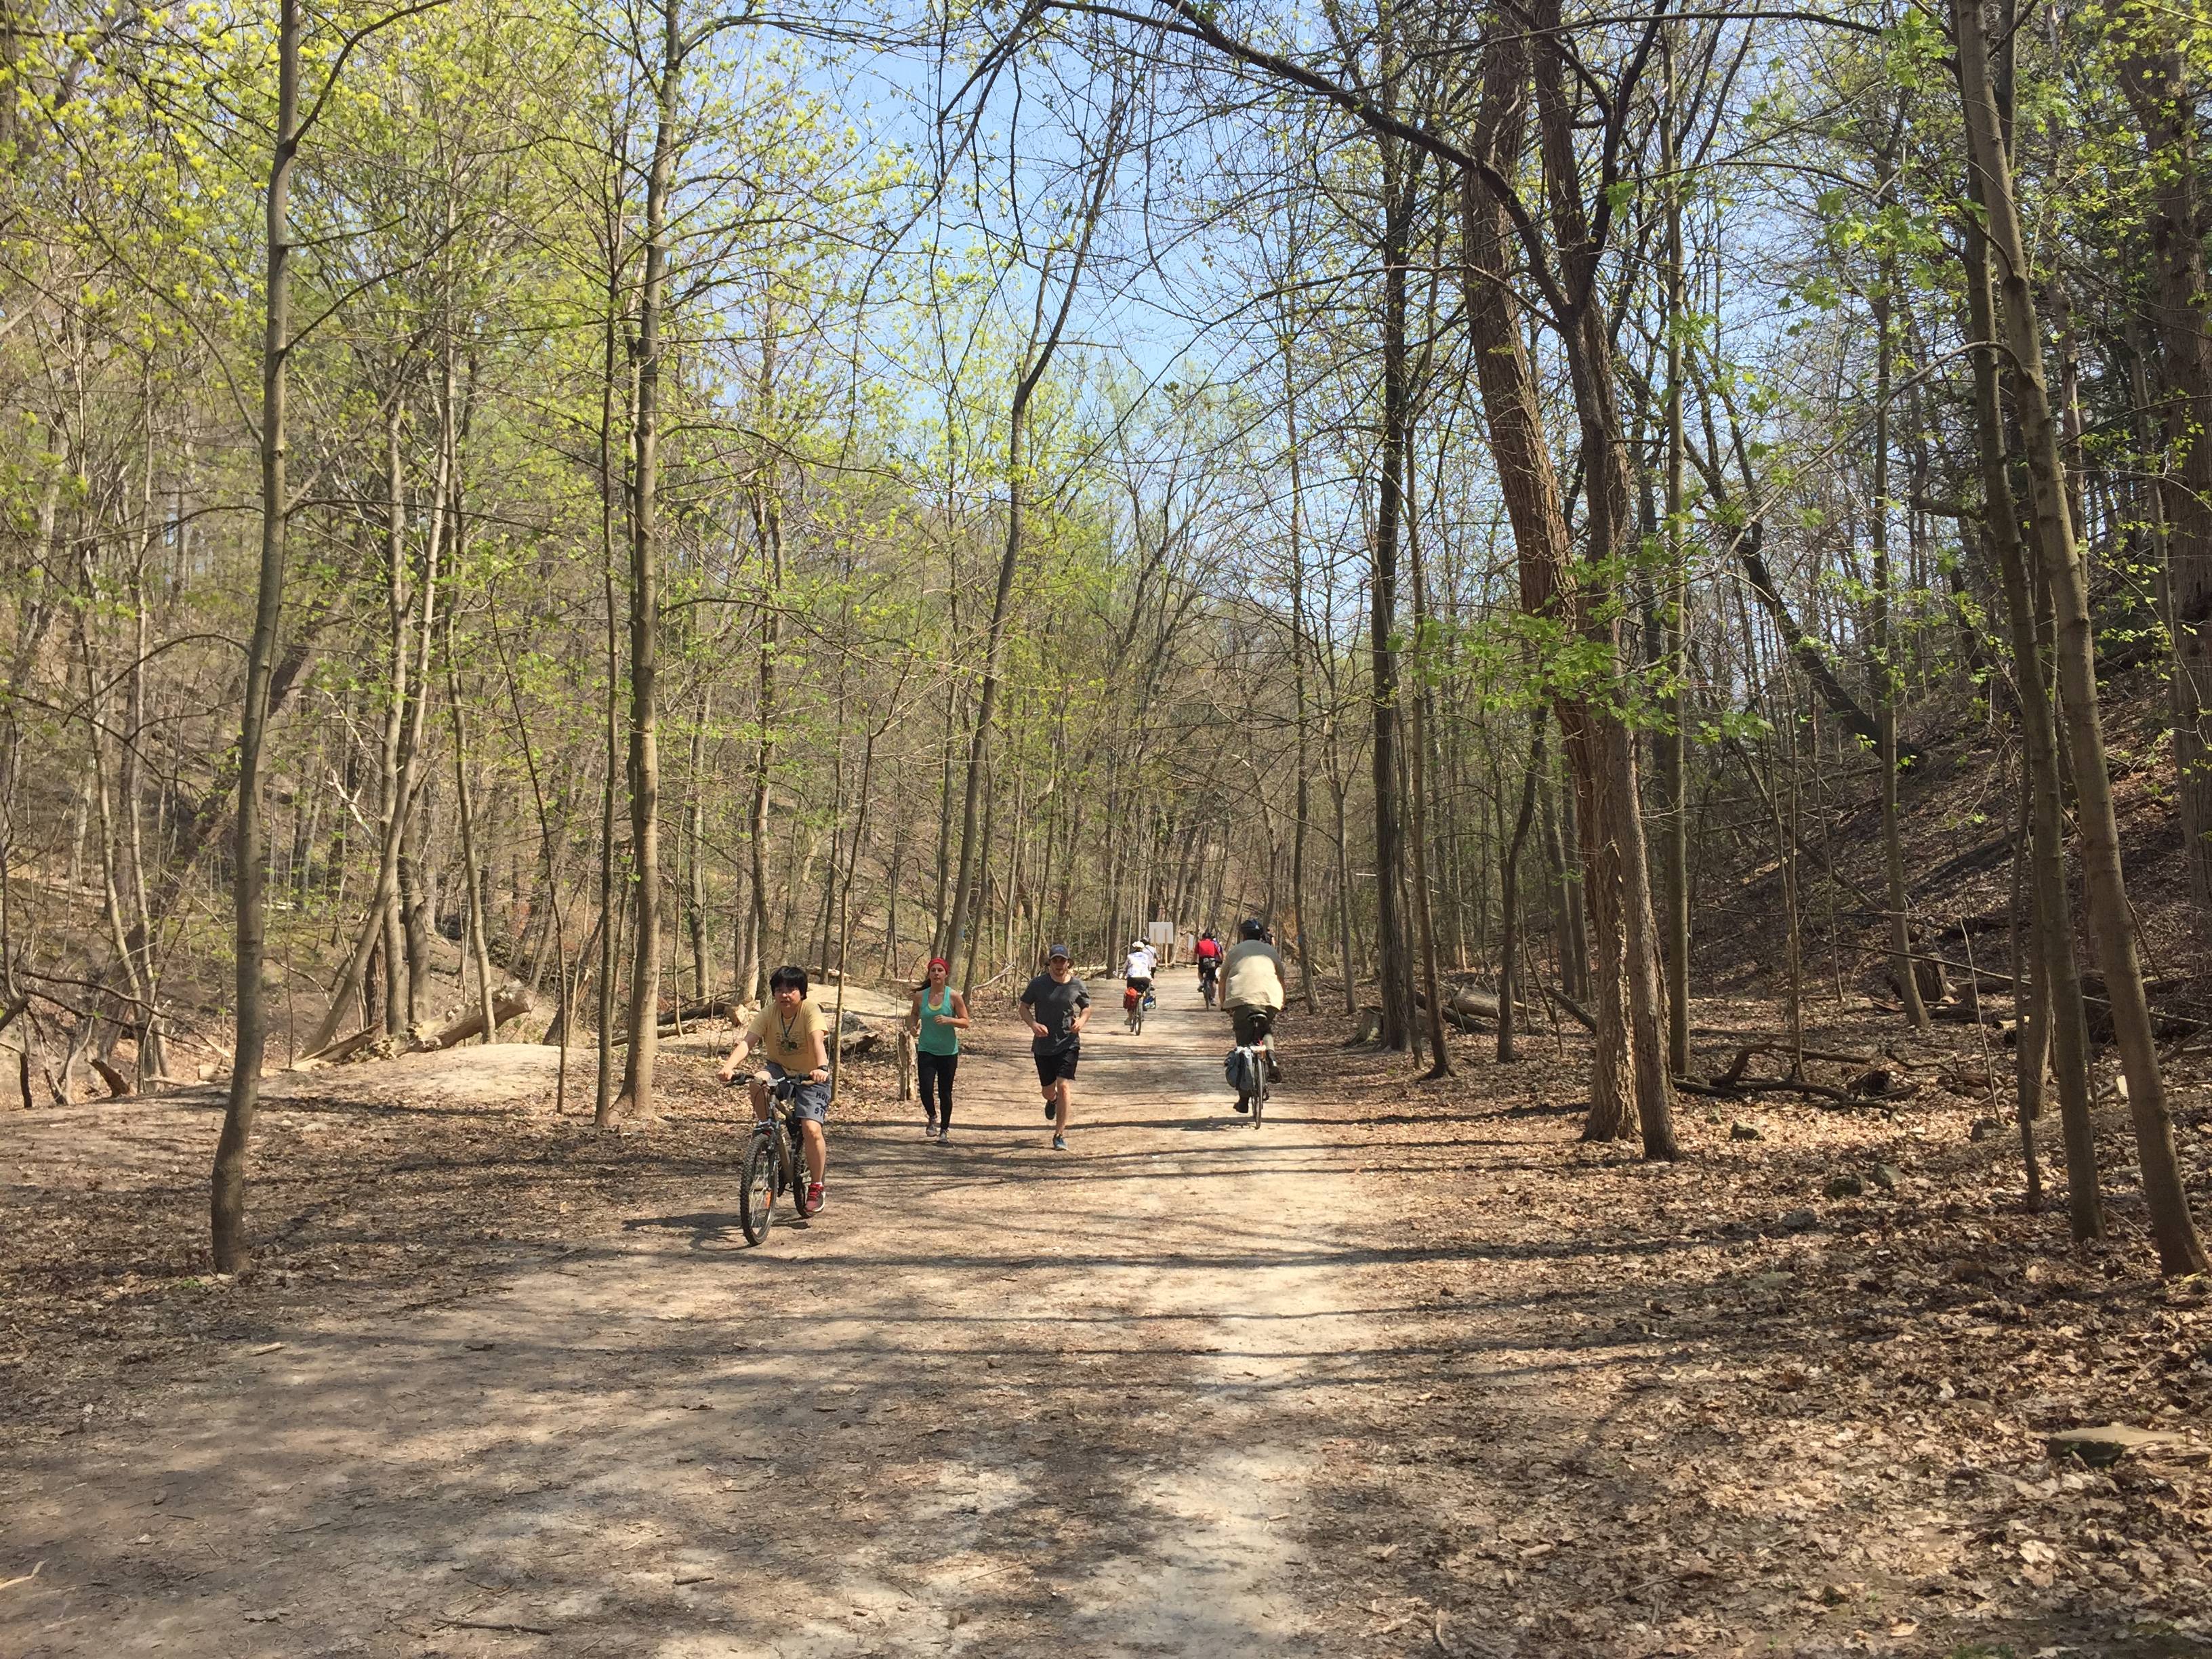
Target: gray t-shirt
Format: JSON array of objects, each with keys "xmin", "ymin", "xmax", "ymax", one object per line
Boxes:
[{"xmin": 1021, "ymin": 972, "xmax": 1090, "ymax": 1053}]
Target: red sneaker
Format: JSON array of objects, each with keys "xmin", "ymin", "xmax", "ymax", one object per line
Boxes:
[{"xmin": 804, "ymin": 1182, "xmax": 825, "ymax": 1216}]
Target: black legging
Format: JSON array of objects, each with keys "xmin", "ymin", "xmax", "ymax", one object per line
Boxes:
[{"xmin": 919, "ymin": 1051, "xmax": 958, "ymax": 1126}]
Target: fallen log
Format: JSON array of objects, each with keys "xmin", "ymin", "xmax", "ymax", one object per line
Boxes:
[
  {"xmin": 1415, "ymin": 985, "xmax": 1531, "ymax": 1030},
  {"xmin": 308, "ymin": 981, "xmax": 534, "ymax": 1063},
  {"xmin": 417, "ymin": 983, "xmax": 535, "ymax": 1052},
  {"xmin": 607, "ymin": 998, "xmax": 750, "ymax": 1044},
  {"xmin": 1675, "ymin": 1074, "xmax": 1858, "ymax": 1105},
  {"xmin": 1717, "ymin": 1041, "xmax": 1870, "ymax": 1086}
]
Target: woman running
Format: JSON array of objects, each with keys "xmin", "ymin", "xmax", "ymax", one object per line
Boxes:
[{"xmin": 909, "ymin": 956, "xmax": 969, "ymax": 1141}]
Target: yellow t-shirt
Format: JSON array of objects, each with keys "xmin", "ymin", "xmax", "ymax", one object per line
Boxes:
[{"xmin": 748, "ymin": 999, "xmax": 826, "ymax": 1071}]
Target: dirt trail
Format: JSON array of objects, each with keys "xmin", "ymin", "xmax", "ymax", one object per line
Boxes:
[{"xmin": 5, "ymin": 971, "xmax": 1385, "ymax": 1657}]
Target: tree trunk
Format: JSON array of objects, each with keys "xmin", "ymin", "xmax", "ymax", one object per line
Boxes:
[
  {"xmin": 447, "ymin": 646, "xmax": 497, "ymax": 1046},
  {"xmin": 303, "ymin": 373, "xmax": 448, "ymax": 1058},
  {"xmin": 1956, "ymin": 0, "xmax": 2204, "ymax": 1274},
  {"xmin": 687, "ymin": 691, "xmax": 711, "ymax": 997},
  {"xmin": 1284, "ymin": 332, "xmax": 1320, "ymax": 1014},
  {"xmin": 1872, "ymin": 268, "xmax": 1930, "ymax": 1031},
  {"xmin": 1370, "ymin": 138, "xmax": 1420, "ymax": 1055},
  {"xmin": 1497, "ymin": 714, "xmax": 1544, "ymax": 1062},
  {"xmin": 746, "ymin": 466, "xmax": 783, "ymax": 1002},
  {"xmin": 2118, "ymin": 37, "xmax": 2212, "ymax": 907},
  {"xmin": 211, "ymin": 0, "xmax": 298, "ymax": 1273},
  {"xmin": 618, "ymin": 0, "xmax": 679, "ymax": 1117},
  {"xmin": 1660, "ymin": 94, "xmax": 1691, "ymax": 1079},
  {"xmin": 378, "ymin": 403, "xmax": 413, "ymax": 1036},
  {"xmin": 1959, "ymin": 175, "xmax": 2101, "ymax": 1240},
  {"xmin": 1330, "ymin": 773, "xmax": 1357, "ymax": 1012},
  {"xmin": 1404, "ymin": 418, "xmax": 1451, "ymax": 1076}
]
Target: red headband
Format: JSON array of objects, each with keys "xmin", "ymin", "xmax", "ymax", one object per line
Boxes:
[{"xmin": 928, "ymin": 956, "xmax": 949, "ymax": 972}]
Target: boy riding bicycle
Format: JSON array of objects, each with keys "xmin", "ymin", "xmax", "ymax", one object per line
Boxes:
[{"xmin": 719, "ymin": 964, "xmax": 832, "ymax": 1216}]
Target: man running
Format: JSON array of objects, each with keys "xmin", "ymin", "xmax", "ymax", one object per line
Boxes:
[
  {"xmin": 1019, "ymin": 944, "xmax": 1090, "ymax": 1151},
  {"xmin": 718, "ymin": 964, "xmax": 832, "ymax": 1214},
  {"xmin": 1221, "ymin": 918, "xmax": 1286, "ymax": 1105}
]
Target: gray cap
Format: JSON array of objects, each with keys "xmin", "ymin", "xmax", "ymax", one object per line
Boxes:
[{"xmin": 1047, "ymin": 943, "xmax": 1072, "ymax": 960}]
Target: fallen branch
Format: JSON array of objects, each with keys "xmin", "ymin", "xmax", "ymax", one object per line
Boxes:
[
  {"xmin": 1415, "ymin": 985, "xmax": 1528, "ymax": 1031},
  {"xmin": 0, "ymin": 1561, "xmax": 43, "ymax": 1592},
  {"xmin": 608, "ymin": 998, "xmax": 748, "ymax": 1045},
  {"xmin": 416, "ymin": 984, "xmax": 534, "ymax": 1052},
  {"xmin": 1544, "ymin": 985, "xmax": 1595, "ymax": 1031},
  {"xmin": 438, "ymin": 1618, "xmax": 554, "ymax": 1636},
  {"xmin": 1716, "ymin": 1041, "xmax": 1870, "ymax": 1086},
  {"xmin": 1676, "ymin": 1074, "xmax": 1856, "ymax": 1104}
]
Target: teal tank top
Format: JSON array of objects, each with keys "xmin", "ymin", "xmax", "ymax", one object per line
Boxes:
[{"xmin": 917, "ymin": 986, "xmax": 960, "ymax": 1055}]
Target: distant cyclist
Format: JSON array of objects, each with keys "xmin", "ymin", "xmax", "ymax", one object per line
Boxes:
[
  {"xmin": 1122, "ymin": 937, "xmax": 1155, "ymax": 1030},
  {"xmin": 719, "ymin": 965, "xmax": 832, "ymax": 1214},
  {"xmin": 1221, "ymin": 918, "xmax": 1286, "ymax": 1104},
  {"xmin": 1194, "ymin": 928, "xmax": 1223, "ymax": 1006}
]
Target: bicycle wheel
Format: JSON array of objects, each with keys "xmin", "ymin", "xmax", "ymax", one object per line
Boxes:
[
  {"xmin": 739, "ymin": 1130, "xmax": 778, "ymax": 1244},
  {"xmin": 1133, "ymin": 1004, "xmax": 1145, "ymax": 1036},
  {"xmin": 1252, "ymin": 1066, "xmax": 1268, "ymax": 1128}
]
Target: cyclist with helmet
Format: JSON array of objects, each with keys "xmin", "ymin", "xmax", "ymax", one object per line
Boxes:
[
  {"xmin": 1122, "ymin": 936, "xmax": 1156, "ymax": 1031},
  {"xmin": 1193, "ymin": 928, "xmax": 1223, "ymax": 1007},
  {"xmin": 1221, "ymin": 918, "xmax": 1286, "ymax": 1101}
]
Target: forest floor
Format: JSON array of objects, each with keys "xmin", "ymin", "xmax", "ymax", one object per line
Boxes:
[{"xmin": 3, "ymin": 968, "xmax": 2211, "ymax": 1658}]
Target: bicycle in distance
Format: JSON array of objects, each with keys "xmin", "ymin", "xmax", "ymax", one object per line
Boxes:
[
  {"xmin": 1122, "ymin": 939, "xmax": 1157, "ymax": 1035},
  {"xmin": 1124, "ymin": 981, "xmax": 1155, "ymax": 1035},
  {"xmin": 736, "ymin": 1071, "xmax": 813, "ymax": 1244}
]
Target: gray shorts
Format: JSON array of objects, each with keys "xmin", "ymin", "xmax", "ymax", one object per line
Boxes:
[{"xmin": 763, "ymin": 1061, "xmax": 830, "ymax": 1123}]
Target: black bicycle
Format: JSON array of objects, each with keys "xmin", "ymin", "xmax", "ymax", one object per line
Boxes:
[
  {"xmin": 737, "ymin": 1073, "xmax": 811, "ymax": 1244},
  {"xmin": 1230, "ymin": 1028, "xmax": 1273, "ymax": 1127},
  {"xmin": 1199, "ymin": 963, "xmax": 1218, "ymax": 1010}
]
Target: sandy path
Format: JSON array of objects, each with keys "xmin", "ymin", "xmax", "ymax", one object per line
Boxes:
[{"xmin": 6, "ymin": 971, "xmax": 1384, "ymax": 1658}]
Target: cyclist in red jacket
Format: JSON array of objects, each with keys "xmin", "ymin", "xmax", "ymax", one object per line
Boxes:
[{"xmin": 1194, "ymin": 929, "xmax": 1224, "ymax": 1008}]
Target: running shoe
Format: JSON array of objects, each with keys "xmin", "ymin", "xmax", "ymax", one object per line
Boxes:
[
  {"xmin": 1051, "ymin": 1134, "xmax": 1068, "ymax": 1151},
  {"xmin": 1044, "ymin": 1099, "xmax": 1057, "ymax": 1121},
  {"xmin": 924, "ymin": 1120, "xmax": 939, "ymax": 1140},
  {"xmin": 805, "ymin": 1182, "xmax": 825, "ymax": 1215},
  {"xmin": 937, "ymin": 1127, "xmax": 951, "ymax": 1144}
]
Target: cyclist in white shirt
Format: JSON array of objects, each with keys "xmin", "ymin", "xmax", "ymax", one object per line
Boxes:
[{"xmin": 1124, "ymin": 939, "xmax": 1157, "ymax": 987}]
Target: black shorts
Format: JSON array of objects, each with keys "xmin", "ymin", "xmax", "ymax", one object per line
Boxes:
[
  {"xmin": 1033, "ymin": 1046, "xmax": 1079, "ymax": 1086},
  {"xmin": 1229, "ymin": 1006, "xmax": 1275, "ymax": 1046},
  {"xmin": 1126, "ymin": 977, "xmax": 1151, "ymax": 994}
]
